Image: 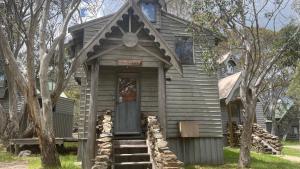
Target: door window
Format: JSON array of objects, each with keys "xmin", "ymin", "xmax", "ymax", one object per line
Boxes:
[{"xmin": 118, "ymin": 77, "xmax": 137, "ymax": 103}]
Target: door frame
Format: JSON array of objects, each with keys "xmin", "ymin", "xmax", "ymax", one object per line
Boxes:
[{"xmin": 114, "ymin": 72, "xmax": 141, "ymax": 135}]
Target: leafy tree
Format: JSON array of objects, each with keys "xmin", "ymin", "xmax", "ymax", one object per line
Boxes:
[{"xmin": 192, "ymin": 1, "xmax": 300, "ymax": 168}]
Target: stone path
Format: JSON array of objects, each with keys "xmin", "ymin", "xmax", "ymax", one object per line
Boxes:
[{"xmin": 0, "ymin": 161, "xmax": 28, "ymax": 169}]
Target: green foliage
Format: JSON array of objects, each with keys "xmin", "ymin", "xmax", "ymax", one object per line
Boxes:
[
  {"xmin": 185, "ymin": 147, "xmax": 300, "ymax": 169},
  {"xmin": 276, "ymin": 24, "xmax": 300, "ymax": 68}
]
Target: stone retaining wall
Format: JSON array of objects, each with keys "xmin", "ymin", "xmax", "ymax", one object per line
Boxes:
[
  {"xmin": 146, "ymin": 116, "xmax": 183, "ymax": 169},
  {"xmin": 92, "ymin": 110, "xmax": 113, "ymax": 169}
]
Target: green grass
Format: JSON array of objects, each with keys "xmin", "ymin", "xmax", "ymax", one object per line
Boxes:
[
  {"xmin": 0, "ymin": 144, "xmax": 80, "ymax": 169},
  {"xmin": 283, "ymin": 140, "xmax": 300, "ymax": 146},
  {"xmin": 282, "ymin": 141, "xmax": 300, "ymax": 157},
  {"xmin": 185, "ymin": 147, "xmax": 300, "ymax": 169},
  {"xmin": 28, "ymin": 154, "xmax": 80, "ymax": 169},
  {"xmin": 0, "ymin": 150, "xmax": 19, "ymax": 162},
  {"xmin": 282, "ymin": 147, "xmax": 300, "ymax": 157}
]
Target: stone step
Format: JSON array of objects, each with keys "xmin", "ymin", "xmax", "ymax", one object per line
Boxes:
[
  {"xmin": 114, "ymin": 153, "xmax": 150, "ymax": 163},
  {"xmin": 114, "ymin": 145, "xmax": 148, "ymax": 154},
  {"xmin": 114, "ymin": 140, "xmax": 146, "ymax": 146},
  {"xmin": 114, "ymin": 161, "xmax": 152, "ymax": 169}
]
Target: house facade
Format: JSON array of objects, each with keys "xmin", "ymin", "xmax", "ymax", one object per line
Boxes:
[
  {"xmin": 217, "ymin": 52, "xmax": 265, "ymax": 145},
  {"xmin": 69, "ymin": 0, "xmax": 224, "ymax": 167}
]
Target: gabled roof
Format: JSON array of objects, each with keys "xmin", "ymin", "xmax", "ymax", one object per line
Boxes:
[
  {"xmin": 217, "ymin": 51, "xmax": 239, "ymax": 65},
  {"xmin": 218, "ymin": 72, "xmax": 242, "ymax": 104},
  {"xmin": 74, "ymin": 0, "xmax": 182, "ymax": 74}
]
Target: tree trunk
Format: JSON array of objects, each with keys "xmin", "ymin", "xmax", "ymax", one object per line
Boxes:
[
  {"xmin": 39, "ymin": 131, "xmax": 61, "ymax": 168},
  {"xmin": 271, "ymin": 119, "xmax": 277, "ymax": 135},
  {"xmin": 5, "ymin": 65, "xmax": 19, "ymax": 138},
  {"xmin": 238, "ymin": 101, "xmax": 256, "ymax": 168},
  {"xmin": 269, "ymin": 83, "xmax": 277, "ymax": 135}
]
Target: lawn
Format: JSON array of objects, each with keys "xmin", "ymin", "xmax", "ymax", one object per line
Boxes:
[
  {"xmin": 282, "ymin": 140, "xmax": 300, "ymax": 157},
  {"xmin": 283, "ymin": 140, "xmax": 300, "ymax": 146},
  {"xmin": 27, "ymin": 154, "xmax": 80, "ymax": 169},
  {"xmin": 0, "ymin": 144, "xmax": 80, "ymax": 169},
  {"xmin": 185, "ymin": 147, "xmax": 300, "ymax": 169}
]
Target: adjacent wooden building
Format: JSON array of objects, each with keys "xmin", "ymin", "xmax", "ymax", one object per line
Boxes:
[
  {"xmin": 217, "ymin": 52, "xmax": 265, "ymax": 145},
  {"xmin": 0, "ymin": 56, "xmax": 75, "ymax": 138},
  {"xmin": 68, "ymin": 0, "xmax": 224, "ymax": 166}
]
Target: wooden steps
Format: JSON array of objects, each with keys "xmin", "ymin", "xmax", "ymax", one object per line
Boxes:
[{"xmin": 113, "ymin": 139, "xmax": 152, "ymax": 169}]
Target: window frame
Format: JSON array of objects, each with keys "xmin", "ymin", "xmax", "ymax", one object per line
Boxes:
[{"xmin": 175, "ymin": 35, "xmax": 194, "ymax": 65}]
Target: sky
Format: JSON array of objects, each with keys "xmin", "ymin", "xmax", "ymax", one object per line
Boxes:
[
  {"xmin": 257, "ymin": 0, "xmax": 299, "ymax": 30},
  {"xmin": 78, "ymin": 0, "xmax": 299, "ymax": 31}
]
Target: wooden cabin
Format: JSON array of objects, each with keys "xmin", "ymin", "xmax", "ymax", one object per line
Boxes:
[
  {"xmin": 266, "ymin": 99, "xmax": 300, "ymax": 141},
  {"xmin": 217, "ymin": 52, "xmax": 265, "ymax": 145},
  {"xmin": 0, "ymin": 56, "xmax": 75, "ymax": 138},
  {"xmin": 68, "ymin": 0, "xmax": 224, "ymax": 167}
]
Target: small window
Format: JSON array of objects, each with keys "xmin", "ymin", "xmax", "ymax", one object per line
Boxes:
[
  {"xmin": 227, "ymin": 60, "xmax": 236, "ymax": 74},
  {"xmin": 0, "ymin": 72, "xmax": 5, "ymax": 87},
  {"xmin": 141, "ymin": 1, "xmax": 156, "ymax": 22},
  {"xmin": 292, "ymin": 126, "xmax": 298, "ymax": 135},
  {"xmin": 175, "ymin": 36, "xmax": 194, "ymax": 65}
]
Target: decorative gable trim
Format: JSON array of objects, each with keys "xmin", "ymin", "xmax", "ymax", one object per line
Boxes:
[{"xmin": 76, "ymin": 0, "xmax": 182, "ymax": 75}]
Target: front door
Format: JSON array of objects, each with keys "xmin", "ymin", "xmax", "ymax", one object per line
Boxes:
[{"xmin": 115, "ymin": 74, "xmax": 140, "ymax": 135}]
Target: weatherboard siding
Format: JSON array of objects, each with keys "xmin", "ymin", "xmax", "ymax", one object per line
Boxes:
[
  {"xmin": 160, "ymin": 13, "xmax": 223, "ymax": 138},
  {"xmin": 168, "ymin": 137, "xmax": 224, "ymax": 164},
  {"xmin": 256, "ymin": 102, "xmax": 266, "ymax": 129}
]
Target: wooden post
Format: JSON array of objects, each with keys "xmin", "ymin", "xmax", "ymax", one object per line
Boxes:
[
  {"xmin": 227, "ymin": 102, "xmax": 234, "ymax": 147},
  {"xmin": 158, "ymin": 63, "xmax": 166, "ymax": 138},
  {"xmin": 84, "ymin": 60, "xmax": 99, "ymax": 169}
]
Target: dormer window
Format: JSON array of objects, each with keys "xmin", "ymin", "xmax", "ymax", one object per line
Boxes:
[
  {"xmin": 141, "ymin": 1, "xmax": 156, "ymax": 22},
  {"xmin": 227, "ymin": 60, "xmax": 236, "ymax": 74},
  {"xmin": 0, "ymin": 72, "xmax": 5, "ymax": 87}
]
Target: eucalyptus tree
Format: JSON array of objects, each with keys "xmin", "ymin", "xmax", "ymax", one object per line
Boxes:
[
  {"xmin": 0, "ymin": 0, "xmax": 82, "ymax": 167},
  {"xmin": 192, "ymin": 0, "xmax": 299, "ymax": 168}
]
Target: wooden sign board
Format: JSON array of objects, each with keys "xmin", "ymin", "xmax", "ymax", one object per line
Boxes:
[
  {"xmin": 118, "ymin": 60, "xmax": 143, "ymax": 66},
  {"xmin": 179, "ymin": 121, "xmax": 200, "ymax": 138}
]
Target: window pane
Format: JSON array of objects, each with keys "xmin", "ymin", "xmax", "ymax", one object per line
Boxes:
[
  {"xmin": 141, "ymin": 2, "xmax": 156, "ymax": 22},
  {"xmin": 175, "ymin": 37, "xmax": 194, "ymax": 65}
]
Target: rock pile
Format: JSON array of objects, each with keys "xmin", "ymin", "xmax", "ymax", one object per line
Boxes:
[
  {"xmin": 251, "ymin": 123, "xmax": 282, "ymax": 154},
  {"xmin": 92, "ymin": 110, "xmax": 113, "ymax": 169},
  {"xmin": 234, "ymin": 123, "xmax": 282, "ymax": 154},
  {"xmin": 146, "ymin": 116, "xmax": 183, "ymax": 169}
]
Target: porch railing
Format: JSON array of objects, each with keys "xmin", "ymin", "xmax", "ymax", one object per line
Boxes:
[
  {"xmin": 146, "ymin": 116, "xmax": 183, "ymax": 169},
  {"xmin": 92, "ymin": 110, "xmax": 113, "ymax": 169}
]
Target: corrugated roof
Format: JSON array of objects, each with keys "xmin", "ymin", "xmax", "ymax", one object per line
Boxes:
[{"xmin": 218, "ymin": 72, "xmax": 241, "ymax": 100}]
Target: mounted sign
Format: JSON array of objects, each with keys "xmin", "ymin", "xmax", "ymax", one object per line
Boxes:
[{"xmin": 117, "ymin": 60, "xmax": 143, "ymax": 66}]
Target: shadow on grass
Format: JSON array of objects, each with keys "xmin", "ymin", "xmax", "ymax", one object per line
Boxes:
[{"xmin": 185, "ymin": 148, "xmax": 300, "ymax": 169}]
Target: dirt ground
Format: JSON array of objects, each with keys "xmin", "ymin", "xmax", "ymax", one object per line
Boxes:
[
  {"xmin": 0, "ymin": 161, "xmax": 28, "ymax": 169},
  {"xmin": 285, "ymin": 145, "xmax": 300, "ymax": 150},
  {"xmin": 280, "ymin": 155, "xmax": 300, "ymax": 163}
]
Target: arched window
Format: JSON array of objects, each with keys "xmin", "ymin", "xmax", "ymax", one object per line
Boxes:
[
  {"xmin": 141, "ymin": 1, "xmax": 156, "ymax": 22},
  {"xmin": 227, "ymin": 60, "xmax": 236, "ymax": 74}
]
